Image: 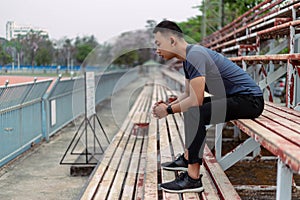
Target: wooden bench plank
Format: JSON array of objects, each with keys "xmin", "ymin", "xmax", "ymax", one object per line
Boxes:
[
  {"xmin": 265, "ymin": 101, "xmax": 300, "ymax": 118},
  {"xmin": 262, "ymin": 110, "xmax": 300, "ymax": 132},
  {"xmin": 157, "ymin": 84, "xmax": 181, "ymax": 200},
  {"xmin": 257, "ymin": 115, "xmax": 300, "ymax": 145},
  {"xmin": 203, "ymin": 145, "xmax": 242, "ymax": 200},
  {"xmin": 82, "ymin": 96, "xmax": 145, "ymax": 198},
  {"xmin": 80, "ymin": 85, "xmax": 152, "ymax": 200},
  {"xmin": 94, "ymin": 130, "xmax": 132, "ymax": 199},
  {"xmin": 106, "ymin": 132, "xmax": 137, "ymax": 199},
  {"xmin": 144, "ymin": 83, "xmax": 159, "ymax": 199},
  {"xmin": 121, "ymin": 138, "xmax": 144, "ymax": 199},
  {"xmin": 200, "ymin": 167, "xmax": 221, "ymax": 200},
  {"xmin": 235, "ymin": 119, "xmax": 300, "ymax": 173},
  {"xmin": 264, "ymin": 104, "xmax": 300, "ymax": 125},
  {"xmin": 135, "ymin": 133, "xmax": 149, "ymax": 199},
  {"xmin": 122, "ymin": 87, "xmax": 153, "ymax": 199},
  {"xmin": 94, "ymin": 88, "xmax": 153, "ymax": 199},
  {"xmin": 80, "ymin": 124, "xmax": 133, "ymax": 200}
]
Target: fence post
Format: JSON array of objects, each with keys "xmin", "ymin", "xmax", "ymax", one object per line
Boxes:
[
  {"xmin": 42, "ymin": 93, "xmax": 50, "ymax": 142},
  {"xmin": 42, "ymin": 77, "xmax": 60, "ymax": 142}
]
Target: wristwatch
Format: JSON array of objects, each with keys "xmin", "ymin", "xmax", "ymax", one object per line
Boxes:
[{"xmin": 166, "ymin": 105, "xmax": 174, "ymax": 114}]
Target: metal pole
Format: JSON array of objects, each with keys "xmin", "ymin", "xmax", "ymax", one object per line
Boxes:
[
  {"xmin": 201, "ymin": 0, "xmax": 207, "ymax": 39},
  {"xmin": 83, "ymin": 65, "xmax": 89, "ymax": 164}
]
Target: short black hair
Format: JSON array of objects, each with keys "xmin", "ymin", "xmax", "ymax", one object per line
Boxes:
[{"xmin": 153, "ymin": 20, "xmax": 183, "ymax": 38}]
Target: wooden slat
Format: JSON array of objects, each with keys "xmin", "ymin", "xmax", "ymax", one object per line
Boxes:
[
  {"xmin": 94, "ymin": 129, "xmax": 132, "ymax": 199},
  {"xmin": 258, "ymin": 113, "xmax": 300, "ymax": 145},
  {"xmin": 203, "ymin": 145, "xmax": 242, "ymax": 200},
  {"xmin": 262, "ymin": 110, "xmax": 300, "ymax": 132},
  {"xmin": 135, "ymin": 84, "xmax": 157, "ymax": 199},
  {"xmin": 121, "ymin": 138, "xmax": 143, "ymax": 199},
  {"xmin": 144, "ymin": 84, "xmax": 159, "ymax": 199},
  {"xmin": 106, "ymin": 133, "xmax": 136, "ymax": 199},
  {"xmin": 264, "ymin": 104, "xmax": 300, "ymax": 124},
  {"xmin": 80, "ymin": 120, "xmax": 134, "ymax": 200},
  {"xmin": 94, "ymin": 87, "xmax": 152, "ymax": 199},
  {"xmin": 200, "ymin": 168, "xmax": 220, "ymax": 200},
  {"xmin": 135, "ymin": 133, "xmax": 149, "ymax": 199},
  {"xmin": 80, "ymin": 86, "xmax": 151, "ymax": 200},
  {"xmin": 235, "ymin": 119, "xmax": 300, "ymax": 174},
  {"xmin": 265, "ymin": 101, "xmax": 300, "ymax": 118},
  {"xmin": 122, "ymin": 86, "xmax": 153, "ymax": 199},
  {"xmin": 157, "ymin": 85, "xmax": 180, "ymax": 200}
]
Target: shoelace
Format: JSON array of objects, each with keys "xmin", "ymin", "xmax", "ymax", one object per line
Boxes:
[
  {"xmin": 176, "ymin": 172, "xmax": 188, "ymax": 182},
  {"xmin": 175, "ymin": 153, "xmax": 184, "ymax": 161}
]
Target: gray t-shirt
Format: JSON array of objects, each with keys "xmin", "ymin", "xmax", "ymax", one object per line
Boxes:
[{"xmin": 183, "ymin": 44, "xmax": 262, "ymax": 97}]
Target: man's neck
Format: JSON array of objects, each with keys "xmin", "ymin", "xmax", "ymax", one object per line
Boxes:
[{"xmin": 175, "ymin": 41, "xmax": 189, "ymax": 61}]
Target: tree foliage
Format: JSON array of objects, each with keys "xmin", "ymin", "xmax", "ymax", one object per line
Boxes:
[
  {"xmin": 178, "ymin": 0, "xmax": 264, "ymax": 41},
  {"xmin": 35, "ymin": 47, "xmax": 52, "ymax": 66},
  {"xmin": 0, "ymin": 44, "xmax": 13, "ymax": 65},
  {"xmin": 224, "ymin": 0, "xmax": 264, "ymax": 23}
]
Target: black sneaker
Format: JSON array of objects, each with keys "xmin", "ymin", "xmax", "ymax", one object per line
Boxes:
[
  {"xmin": 160, "ymin": 172, "xmax": 204, "ymax": 193},
  {"xmin": 161, "ymin": 154, "xmax": 188, "ymax": 171}
]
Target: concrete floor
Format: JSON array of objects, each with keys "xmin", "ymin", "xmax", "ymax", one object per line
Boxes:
[{"xmin": 0, "ymin": 76, "xmax": 149, "ymax": 200}]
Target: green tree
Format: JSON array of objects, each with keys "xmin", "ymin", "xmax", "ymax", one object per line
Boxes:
[
  {"xmin": 74, "ymin": 35, "xmax": 98, "ymax": 64},
  {"xmin": 112, "ymin": 50, "xmax": 139, "ymax": 67},
  {"xmin": 0, "ymin": 44, "xmax": 13, "ymax": 65},
  {"xmin": 179, "ymin": 16, "xmax": 201, "ymax": 42},
  {"xmin": 178, "ymin": 0, "xmax": 264, "ymax": 41},
  {"xmin": 35, "ymin": 47, "xmax": 53, "ymax": 66},
  {"xmin": 224, "ymin": 0, "xmax": 264, "ymax": 23},
  {"xmin": 75, "ymin": 44, "xmax": 94, "ymax": 63}
]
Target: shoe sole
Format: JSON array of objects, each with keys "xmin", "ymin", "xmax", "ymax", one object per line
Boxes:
[
  {"xmin": 161, "ymin": 186, "xmax": 204, "ymax": 193},
  {"xmin": 161, "ymin": 166, "xmax": 188, "ymax": 171}
]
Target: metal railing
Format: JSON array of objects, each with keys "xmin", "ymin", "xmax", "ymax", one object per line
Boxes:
[
  {"xmin": 0, "ymin": 79, "xmax": 52, "ymax": 166},
  {"xmin": 0, "ymin": 68, "xmax": 138, "ymax": 167}
]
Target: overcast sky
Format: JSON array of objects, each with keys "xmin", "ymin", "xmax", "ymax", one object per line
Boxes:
[{"xmin": 0, "ymin": 0, "xmax": 201, "ymax": 43}]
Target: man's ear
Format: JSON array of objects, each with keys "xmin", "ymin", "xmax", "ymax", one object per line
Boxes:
[{"xmin": 170, "ymin": 36, "xmax": 176, "ymax": 46}]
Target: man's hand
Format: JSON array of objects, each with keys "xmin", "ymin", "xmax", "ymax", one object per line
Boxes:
[
  {"xmin": 152, "ymin": 100, "xmax": 168, "ymax": 119},
  {"xmin": 153, "ymin": 103, "xmax": 168, "ymax": 119}
]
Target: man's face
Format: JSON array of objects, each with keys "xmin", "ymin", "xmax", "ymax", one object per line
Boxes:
[{"xmin": 154, "ymin": 31, "xmax": 175, "ymax": 60}]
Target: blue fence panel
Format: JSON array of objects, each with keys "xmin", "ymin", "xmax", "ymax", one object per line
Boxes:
[
  {"xmin": 0, "ymin": 109, "xmax": 22, "ymax": 164},
  {"xmin": 0, "ymin": 80, "xmax": 52, "ymax": 167},
  {"xmin": 0, "ymin": 67, "xmax": 138, "ymax": 167},
  {"xmin": 45, "ymin": 77, "xmax": 84, "ymax": 137},
  {"xmin": 0, "ymin": 84, "xmax": 32, "ymax": 110},
  {"xmin": 21, "ymin": 102, "xmax": 43, "ymax": 145}
]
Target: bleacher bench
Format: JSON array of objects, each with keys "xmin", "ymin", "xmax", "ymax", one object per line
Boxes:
[
  {"xmin": 214, "ymin": 101, "xmax": 300, "ymax": 200},
  {"xmin": 79, "ymin": 77, "xmax": 241, "ymax": 200}
]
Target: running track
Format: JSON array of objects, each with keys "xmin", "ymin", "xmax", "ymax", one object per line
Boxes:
[{"xmin": 0, "ymin": 76, "xmax": 55, "ymax": 86}]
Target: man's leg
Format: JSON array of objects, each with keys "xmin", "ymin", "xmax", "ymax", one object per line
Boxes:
[
  {"xmin": 160, "ymin": 95, "xmax": 264, "ymax": 193},
  {"xmin": 185, "ymin": 95, "xmax": 264, "ymax": 179},
  {"xmin": 161, "ymin": 98, "xmax": 211, "ymax": 172}
]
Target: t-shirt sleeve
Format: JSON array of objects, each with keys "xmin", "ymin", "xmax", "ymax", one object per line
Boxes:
[
  {"xmin": 183, "ymin": 61, "xmax": 190, "ymax": 79},
  {"xmin": 186, "ymin": 51, "xmax": 207, "ymax": 79}
]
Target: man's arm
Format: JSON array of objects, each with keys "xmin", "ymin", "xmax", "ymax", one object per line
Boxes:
[
  {"xmin": 152, "ymin": 77, "xmax": 205, "ymax": 119},
  {"xmin": 171, "ymin": 76, "xmax": 205, "ymax": 113},
  {"xmin": 169, "ymin": 79, "xmax": 190, "ymax": 105}
]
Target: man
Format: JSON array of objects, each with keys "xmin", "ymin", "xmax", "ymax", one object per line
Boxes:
[{"xmin": 152, "ymin": 20, "xmax": 264, "ymax": 193}]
